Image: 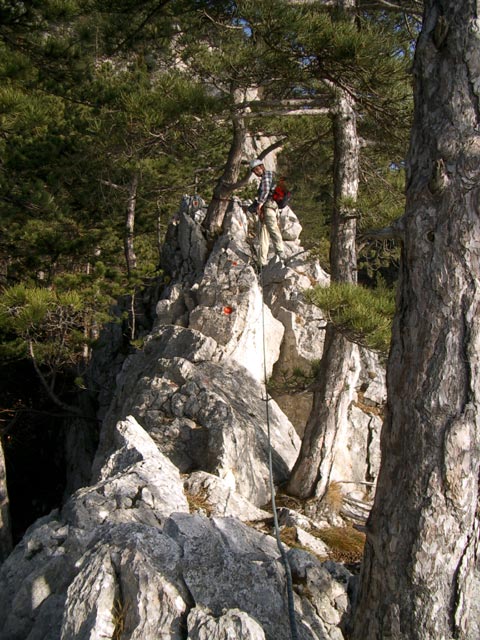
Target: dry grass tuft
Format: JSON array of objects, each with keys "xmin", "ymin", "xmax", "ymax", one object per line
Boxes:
[
  {"xmin": 275, "ymin": 492, "xmax": 308, "ymax": 511},
  {"xmin": 311, "ymin": 525, "xmax": 366, "ymax": 563},
  {"xmin": 279, "ymin": 526, "xmax": 326, "ymax": 560},
  {"xmin": 112, "ymin": 597, "xmax": 128, "ymax": 640},
  {"xmin": 280, "ymin": 526, "xmax": 298, "ymax": 547},
  {"xmin": 184, "ymin": 487, "xmax": 213, "ymax": 516},
  {"xmin": 323, "ymin": 481, "xmax": 344, "ymax": 514},
  {"xmin": 354, "ymin": 391, "xmax": 385, "ymax": 418}
]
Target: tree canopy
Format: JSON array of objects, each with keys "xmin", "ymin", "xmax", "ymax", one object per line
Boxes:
[{"xmin": 0, "ymin": 0, "xmax": 415, "ymax": 412}]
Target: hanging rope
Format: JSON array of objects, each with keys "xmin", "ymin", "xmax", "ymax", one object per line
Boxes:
[{"xmin": 259, "ymin": 263, "xmax": 299, "ymax": 640}]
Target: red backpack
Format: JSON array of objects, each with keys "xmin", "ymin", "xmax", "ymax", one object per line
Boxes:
[{"xmin": 272, "ymin": 176, "xmax": 292, "ymax": 209}]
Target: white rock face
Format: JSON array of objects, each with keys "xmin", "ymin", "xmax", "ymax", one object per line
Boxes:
[
  {"xmin": 258, "ymin": 237, "xmax": 386, "ymax": 499},
  {"xmin": 61, "ymin": 523, "xmax": 190, "ymax": 640},
  {"xmin": 189, "ymin": 244, "xmax": 284, "ymax": 381},
  {"xmin": 65, "ymin": 416, "xmax": 189, "ymax": 531},
  {"xmin": 187, "ymin": 607, "xmax": 267, "ymax": 640},
  {"xmin": 330, "ymin": 404, "xmax": 382, "ymax": 491},
  {"xmin": 279, "ymin": 205, "xmax": 303, "ymax": 241},
  {"xmin": 92, "ymin": 324, "xmax": 299, "ymax": 508},
  {"xmin": 184, "ymin": 471, "xmax": 270, "ymax": 521},
  {"xmin": 0, "ymin": 508, "xmax": 351, "ymax": 640},
  {"xmin": 155, "ymin": 282, "xmax": 188, "ymax": 326},
  {"xmin": 223, "ymin": 198, "xmax": 250, "ymax": 241},
  {"xmin": 61, "ymin": 549, "xmax": 119, "ymax": 640},
  {"xmin": 262, "ymin": 250, "xmax": 330, "ymax": 377}
]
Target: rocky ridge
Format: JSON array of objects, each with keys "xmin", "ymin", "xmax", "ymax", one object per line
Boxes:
[{"xmin": 0, "ymin": 198, "xmax": 386, "ymax": 639}]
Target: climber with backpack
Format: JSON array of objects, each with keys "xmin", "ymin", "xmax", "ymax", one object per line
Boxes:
[{"xmin": 249, "ymin": 158, "xmax": 287, "ymax": 268}]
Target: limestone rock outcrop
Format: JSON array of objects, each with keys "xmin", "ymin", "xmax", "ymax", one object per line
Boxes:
[
  {"xmin": 0, "ymin": 415, "xmax": 350, "ymax": 640},
  {"xmin": 0, "ymin": 197, "xmax": 387, "ymax": 640}
]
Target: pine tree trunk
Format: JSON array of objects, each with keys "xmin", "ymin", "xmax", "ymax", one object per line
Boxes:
[
  {"xmin": 286, "ymin": 325, "xmax": 355, "ymax": 498},
  {"xmin": 329, "ymin": 91, "xmax": 358, "ymax": 284},
  {"xmin": 0, "ymin": 440, "xmax": 12, "ymax": 563},
  {"xmin": 351, "ymin": 3, "xmax": 480, "ymax": 638},
  {"xmin": 203, "ymin": 111, "xmax": 246, "ymax": 235},
  {"xmin": 124, "ymin": 173, "xmax": 138, "ymax": 276},
  {"xmin": 287, "ymin": 89, "xmax": 359, "ymax": 500}
]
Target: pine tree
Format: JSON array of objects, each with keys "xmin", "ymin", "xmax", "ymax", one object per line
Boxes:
[
  {"xmin": 351, "ymin": 1, "xmax": 480, "ymax": 637},
  {"xmin": 224, "ymin": 0, "xmax": 414, "ymax": 501},
  {"xmin": 0, "ymin": 0, "xmax": 225, "ymax": 398}
]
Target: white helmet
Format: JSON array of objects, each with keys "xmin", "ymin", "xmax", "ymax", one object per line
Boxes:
[{"xmin": 249, "ymin": 158, "xmax": 263, "ymax": 170}]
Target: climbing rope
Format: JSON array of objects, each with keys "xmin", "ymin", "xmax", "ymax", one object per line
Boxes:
[{"xmin": 259, "ymin": 262, "xmax": 299, "ymax": 640}]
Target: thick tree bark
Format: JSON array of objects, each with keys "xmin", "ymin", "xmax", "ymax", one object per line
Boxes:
[
  {"xmin": 287, "ymin": 88, "xmax": 359, "ymax": 500},
  {"xmin": 351, "ymin": 2, "xmax": 480, "ymax": 638}
]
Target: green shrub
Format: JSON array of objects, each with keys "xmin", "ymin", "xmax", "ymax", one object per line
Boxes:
[
  {"xmin": 0, "ymin": 284, "xmax": 85, "ymax": 366},
  {"xmin": 306, "ymin": 282, "xmax": 396, "ymax": 355},
  {"xmin": 268, "ymin": 359, "xmax": 321, "ymax": 394}
]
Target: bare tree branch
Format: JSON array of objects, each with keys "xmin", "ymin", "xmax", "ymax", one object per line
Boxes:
[
  {"xmin": 357, "ymin": 218, "xmax": 405, "ymax": 252},
  {"xmin": 358, "ymin": 0, "xmax": 423, "ymax": 17},
  {"xmin": 100, "ymin": 179, "xmax": 125, "ymax": 191},
  {"xmin": 28, "ymin": 341, "xmax": 83, "ymax": 416},
  {"xmin": 237, "ymin": 97, "xmax": 332, "ymax": 111},
  {"xmin": 244, "ymin": 107, "xmax": 330, "ymax": 118},
  {"xmin": 201, "ymin": 9, "xmax": 244, "ymax": 30}
]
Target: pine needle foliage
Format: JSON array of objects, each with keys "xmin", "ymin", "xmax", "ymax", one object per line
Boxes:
[
  {"xmin": 0, "ymin": 282, "xmax": 115, "ymax": 378},
  {"xmin": 0, "ymin": 284, "xmax": 85, "ymax": 363},
  {"xmin": 306, "ymin": 282, "xmax": 396, "ymax": 355}
]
